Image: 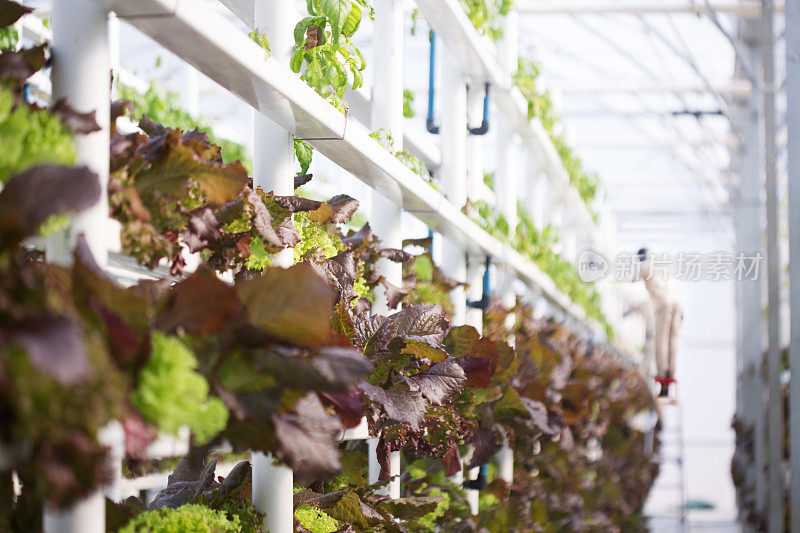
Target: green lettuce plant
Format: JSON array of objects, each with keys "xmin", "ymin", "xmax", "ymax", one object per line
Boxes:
[
  {"xmin": 290, "ymin": 0, "xmax": 372, "ymax": 113},
  {"xmin": 118, "ymin": 504, "xmax": 240, "ymax": 533},
  {"xmin": 131, "ymin": 332, "xmax": 228, "ymax": 445},
  {"xmin": 458, "ymin": 0, "xmax": 513, "ymax": 40}
]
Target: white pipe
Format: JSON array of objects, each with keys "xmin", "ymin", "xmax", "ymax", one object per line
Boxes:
[
  {"xmin": 251, "ymin": 452, "xmax": 293, "ymax": 533},
  {"xmin": 370, "ymin": 0, "xmax": 404, "ymax": 312},
  {"xmin": 253, "ymin": 0, "xmax": 294, "ymax": 267},
  {"xmin": 47, "ymin": 0, "xmax": 111, "ymax": 267},
  {"xmin": 250, "ymin": 3, "xmax": 295, "ymax": 528}
]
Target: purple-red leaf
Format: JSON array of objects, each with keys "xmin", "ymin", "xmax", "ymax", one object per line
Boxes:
[
  {"xmin": 0, "ymin": 164, "xmax": 100, "ymax": 248},
  {"xmin": 320, "ymin": 388, "xmax": 366, "ymax": 429},
  {"xmin": 272, "ymin": 195, "xmax": 322, "ymax": 213},
  {"xmin": 246, "ymin": 188, "xmax": 282, "ymax": 248},
  {"xmin": 51, "ymin": 98, "xmax": 102, "ymax": 134},
  {"xmin": 7, "ymin": 315, "xmax": 92, "ymax": 385},
  {"xmin": 343, "ymin": 223, "xmax": 374, "ymax": 248},
  {"xmin": 403, "ymin": 359, "xmax": 466, "ymax": 405},
  {"xmin": 442, "ymin": 442, "xmax": 462, "ymax": 477},
  {"xmin": 178, "ymin": 207, "xmax": 220, "ymax": 253},
  {"xmin": 0, "ymin": 0, "xmax": 33, "ymax": 26},
  {"xmin": 378, "ymin": 248, "xmax": 414, "ymax": 263},
  {"xmin": 294, "ymin": 173, "xmax": 313, "ymax": 189},
  {"xmin": 326, "ymin": 194, "xmax": 359, "ymax": 224},
  {"xmin": 360, "ymin": 383, "xmax": 426, "ymax": 430},
  {"xmin": 454, "ymin": 356, "xmax": 493, "ymax": 388},
  {"xmin": 352, "ymin": 314, "xmax": 397, "ymax": 357},
  {"xmin": 272, "ymin": 394, "xmax": 343, "ymax": 484},
  {"xmin": 237, "ymin": 263, "xmax": 335, "ymax": 348},
  {"xmin": 380, "ymin": 278, "xmax": 407, "ymax": 310},
  {"xmin": 155, "ymin": 268, "xmax": 240, "ymax": 335},
  {"xmin": 0, "ymin": 44, "xmax": 46, "ymax": 82}
]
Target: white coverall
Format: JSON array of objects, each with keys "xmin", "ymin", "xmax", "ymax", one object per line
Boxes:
[
  {"xmin": 624, "ymin": 300, "xmax": 656, "ymax": 378},
  {"xmin": 638, "ymin": 258, "xmax": 681, "ymax": 379}
]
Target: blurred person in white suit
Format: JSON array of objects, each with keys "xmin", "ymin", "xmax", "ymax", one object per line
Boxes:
[{"xmin": 635, "ymin": 247, "xmax": 682, "ymax": 397}]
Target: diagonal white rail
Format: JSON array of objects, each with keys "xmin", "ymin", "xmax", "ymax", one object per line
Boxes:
[{"xmin": 90, "ymin": 0, "xmax": 598, "ymax": 330}]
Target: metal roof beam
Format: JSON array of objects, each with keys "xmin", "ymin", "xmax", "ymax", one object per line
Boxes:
[
  {"xmin": 557, "ymin": 79, "xmax": 753, "ymax": 97},
  {"xmin": 517, "ymin": 1, "xmax": 784, "ymax": 18}
]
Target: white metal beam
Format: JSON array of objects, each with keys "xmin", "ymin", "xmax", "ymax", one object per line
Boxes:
[
  {"xmin": 517, "ymin": 0, "xmax": 784, "ymax": 17},
  {"xmin": 557, "ymin": 79, "xmax": 753, "ymax": 97}
]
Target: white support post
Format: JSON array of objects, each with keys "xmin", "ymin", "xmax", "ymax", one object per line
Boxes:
[
  {"xmin": 370, "ymin": 0, "xmax": 404, "ymax": 316},
  {"xmin": 253, "ymin": 0, "xmax": 294, "ymax": 268},
  {"xmin": 762, "ymin": 0, "xmax": 783, "ymax": 529},
  {"xmin": 464, "ymin": 257, "xmax": 483, "ymax": 515},
  {"xmin": 495, "ymin": 7, "xmax": 519, "ymax": 345},
  {"xmin": 252, "ymin": 453, "xmax": 293, "ymax": 533},
  {"xmin": 47, "ymin": 0, "xmax": 111, "ymax": 269},
  {"xmin": 440, "ymin": 44, "xmax": 468, "ymax": 325},
  {"xmin": 367, "ymin": 0, "xmax": 405, "ymax": 500},
  {"xmin": 179, "ymin": 64, "xmax": 200, "ymax": 117},
  {"xmin": 251, "ymin": 2, "xmax": 294, "ymax": 530},
  {"xmin": 786, "ymin": 0, "xmax": 800, "ymax": 529},
  {"xmin": 733, "ymin": 32, "xmax": 766, "ymax": 514},
  {"xmin": 44, "ymin": 3, "xmax": 111, "ymax": 530}
]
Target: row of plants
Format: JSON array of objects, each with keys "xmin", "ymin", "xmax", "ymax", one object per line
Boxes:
[
  {"xmin": 465, "ymin": 199, "xmax": 610, "ymax": 335},
  {"xmin": 513, "ymin": 59, "xmax": 600, "ymax": 214}
]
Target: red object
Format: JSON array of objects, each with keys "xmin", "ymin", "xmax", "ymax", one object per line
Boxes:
[{"xmin": 655, "ymin": 377, "xmax": 676, "ymax": 385}]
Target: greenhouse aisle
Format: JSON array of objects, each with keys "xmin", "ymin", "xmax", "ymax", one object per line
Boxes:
[{"xmin": 644, "ymin": 278, "xmax": 740, "ymax": 532}]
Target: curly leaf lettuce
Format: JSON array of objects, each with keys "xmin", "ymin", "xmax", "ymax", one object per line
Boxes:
[
  {"xmin": 131, "ymin": 332, "xmax": 228, "ymax": 444},
  {"xmin": 0, "ymin": 87, "xmax": 76, "ymax": 184}
]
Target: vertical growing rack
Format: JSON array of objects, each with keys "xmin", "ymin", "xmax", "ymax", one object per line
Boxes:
[{"xmin": 39, "ymin": 0, "xmax": 636, "ymax": 529}]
